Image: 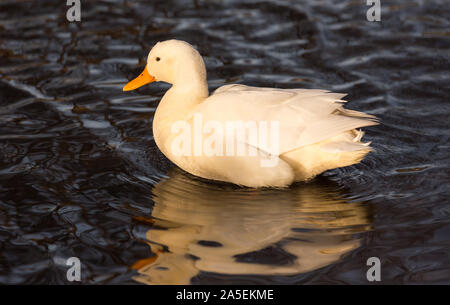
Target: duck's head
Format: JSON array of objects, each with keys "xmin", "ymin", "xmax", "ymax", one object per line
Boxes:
[{"xmin": 123, "ymin": 39, "xmax": 207, "ymax": 91}]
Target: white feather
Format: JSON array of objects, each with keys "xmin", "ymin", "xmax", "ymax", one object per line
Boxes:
[{"xmin": 196, "ymin": 85, "xmax": 377, "ymax": 155}]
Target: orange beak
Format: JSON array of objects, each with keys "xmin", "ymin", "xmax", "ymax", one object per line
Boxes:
[{"xmin": 123, "ymin": 65, "xmax": 156, "ymax": 91}]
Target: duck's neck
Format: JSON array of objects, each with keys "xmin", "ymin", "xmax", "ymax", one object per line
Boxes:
[
  {"xmin": 156, "ymin": 53, "xmax": 209, "ymax": 120},
  {"xmin": 153, "ymin": 80, "xmax": 209, "ymax": 153},
  {"xmin": 157, "ymin": 80, "xmax": 209, "ymax": 120}
]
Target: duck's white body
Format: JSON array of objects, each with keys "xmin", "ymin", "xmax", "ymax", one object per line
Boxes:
[{"xmin": 124, "ymin": 40, "xmax": 378, "ymax": 187}]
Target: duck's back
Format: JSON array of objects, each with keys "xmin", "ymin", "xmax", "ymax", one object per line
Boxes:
[
  {"xmin": 191, "ymin": 84, "xmax": 378, "ymax": 182},
  {"xmin": 196, "ymin": 85, "xmax": 377, "ymax": 150}
]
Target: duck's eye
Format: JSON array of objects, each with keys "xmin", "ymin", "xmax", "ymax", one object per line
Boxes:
[{"xmin": 156, "ymin": 57, "xmax": 161, "ymax": 62}]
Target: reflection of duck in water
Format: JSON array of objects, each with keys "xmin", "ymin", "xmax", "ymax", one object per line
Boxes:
[{"xmin": 133, "ymin": 169, "xmax": 373, "ymax": 285}]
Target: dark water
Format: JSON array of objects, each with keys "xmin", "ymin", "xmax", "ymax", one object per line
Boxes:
[{"xmin": 0, "ymin": 0, "xmax": 449, "ymax": 284}]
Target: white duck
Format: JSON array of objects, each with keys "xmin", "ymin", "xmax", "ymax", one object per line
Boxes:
[{"xmin": 123, "ymin": 40, "xmax": 378, "ymax": 187}]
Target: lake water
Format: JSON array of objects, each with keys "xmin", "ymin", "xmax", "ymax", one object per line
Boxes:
[{"xmin": 0, "ymin": 0, "xmax": 449, "ymax": 284}]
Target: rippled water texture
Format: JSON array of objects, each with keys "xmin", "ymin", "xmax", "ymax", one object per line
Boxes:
[{"xmin": 0, "ymin": 0, "xmax": 449, "ymax": 284}]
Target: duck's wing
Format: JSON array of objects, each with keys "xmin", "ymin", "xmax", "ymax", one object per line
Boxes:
[{"xmin": 194, "ymin": 85, "xmax": 378, "ymax": 155}]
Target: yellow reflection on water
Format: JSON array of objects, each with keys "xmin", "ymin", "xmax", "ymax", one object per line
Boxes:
[{"xmin": 133, "ymin": 170, "xmax": 373, "ymax": 285}]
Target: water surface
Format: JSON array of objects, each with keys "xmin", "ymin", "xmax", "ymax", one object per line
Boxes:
[{"xmin": 0, "ymin": 0, "xmax": 449, "ymax": 284}]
